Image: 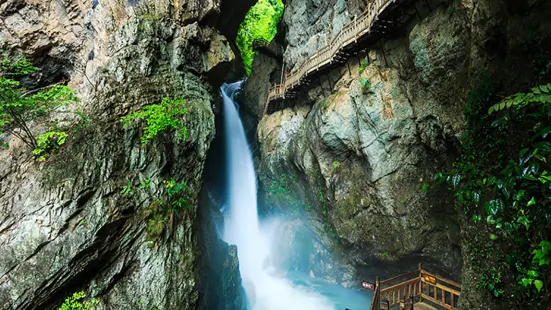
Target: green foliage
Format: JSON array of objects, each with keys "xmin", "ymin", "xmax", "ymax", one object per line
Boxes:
[
  {"xmin": 421, "ymin": 183, "xmax": 429, "ymax": 194},
  {"xmin": 142, "ymin": 12, "xmax": 161, "ymax": 22},
  {"xmin": 359, "ymin": 77, "xmax": 371, "ymax": 91},
  {"xmin": 142, "ymin": 178, "xmax": 193, "ymax": 248},
  {"xmin": 332, "ymin": 161, "xmax": 341, "ymax": 169},
  {"xmin": 0, "ymin": 51, "xmax": 77, "ymax": 150},
  {"xmin": 139, "ymin": 179, "xmax": 151, "ymax": 190},
  {"xmin": 121, "ymin": 98, "xmax": 188, "ymax": 145},
  {"xmin": 358, "ymin": 59, "xmax": 369, "ymax": 74},
  {"xmin": 59, "ymin": 291, "xmax": 99, "ymax": 310},
  {"xmin": 435, "ymin": 78, "xmax": 551, "ymax": 306},
  {"xmin": 137, "ymin": 12, "xmax": 163, "ymax": 31},
  {"xmin": 488, "ymin": 83, "xmax": 551, "ymax": 115},
  {"xmin": 164, "ymin": 178, "xmax": 193, "ymax": 212},
  {"xmin": 265, "ymin": 173, "xmax": 314, "ymax": 216},
  {"xmin": 236, "ymin": 0, "xmax": 284, "ymax": 75},
  {"xmin": 32, "ymin": 131, "xmax": 68, "ymax": 161},
  {"xmin": 121, "ymin": 180, "xmax": 133, "ymax": 196}
]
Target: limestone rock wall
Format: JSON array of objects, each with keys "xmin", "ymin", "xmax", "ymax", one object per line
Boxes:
[
  {"xmin": 0, "ymin": 0, "xmax": 252, "ymax": 309},
  {"xmin": 248, "ymin": 0, "xmax": 551, "ymax": 303}
]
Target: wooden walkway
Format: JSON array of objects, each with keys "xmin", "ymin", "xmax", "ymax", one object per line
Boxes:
[
  {"xmin": 264, "ymin": 0, "xmax": 416, "ymax": 115},
  {"xmin": 370, "ymin": 264, "xmax": 462, "ymax": 310}
]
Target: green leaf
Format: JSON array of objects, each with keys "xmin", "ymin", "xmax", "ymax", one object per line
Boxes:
[
  {"xmin": 519, "ymin": 148, "xmax": 530, "ymax": 157},
  {"xmin": 451, "ymin": 175, "xmax": 461, "ymax": 188},
  {"xmin": 490, "ymin": 234, "xmax": 497, "ymax": 240},
  {"xmin": 534, "ymin": 142, "xmax": 551, "ymax": 155},
  {"xmin": 516, "ymin": 190, "xmax": 525, "ymax": 201},
  {"xmin": 421, "ymin": 183, "xmax": 428, "ymax": 193},
  {"xmin": 527, "ymin": 270, "xmax": 538, "ymax": 277},
  {"xmin": 535, "ymin": 280, "xmax": 543, "ymax": 292},
  {"xmin": 517, "ymin": 215, "xmax": 531, "ymax": 230},
  {"xmin": 527, "ymin": 197, "xmax": 536, "ymax": 206},
  {"xmin": 540, "ymin": 240, "xmax": 551, "ymax": 255},
  {"xmin": 521, "ymin": 278, "xmax": 533, "ymax": 287}
]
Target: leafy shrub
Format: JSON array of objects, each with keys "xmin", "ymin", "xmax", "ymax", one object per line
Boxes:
[
  {"xmin": 236, "ymin": 0, "xmax": 284, "ymax": 75},
  {"xmin": 358, "ymin": 59, "xmax": 369, "ymax": 74},
  {"xmin": 0, "ymin": 51, "xmax": 77, "ymax": 149},
  {"xmin": 59, "ymin": 291, "xmax": 99, "ymax": 310},
  {"xmin": 488, "ymin": 83, "xmax": 551, "ymax": 115},
  {"xmin": 143, "ymin": 178, "xmax": 193, "ymax": 248},
  {"xmin": 32, "ymin": 131, "xmax": 68, "ymax": 161},
  {"xmin": 121, "ymin": 98, "xmax": 188, "ymax": 145},
  {"xmin": 359, "ymin": 77, "xmax": 371, "ymax": 91},
  {"xmin": 120, "ymin": 180, "xmax": 133, "ymax": 196},
  {"xmin": 435, "ymin": 80, "xmax": 551, "ymax": 306}
]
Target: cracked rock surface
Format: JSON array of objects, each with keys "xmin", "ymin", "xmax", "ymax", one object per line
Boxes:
[{"xmin": 0, "ymin": 0, "xmax": 252, "ymax": 309}]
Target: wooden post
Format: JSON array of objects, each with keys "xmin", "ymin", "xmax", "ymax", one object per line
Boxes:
[
  {"xmin": 280, "ymin": 62, "xmax": 286, "ymax": 85},
  {"xmin": 418, "ymin": 263, "xmax": 423, "ymax": 302},
  {"xmin": 354, "ymin": 14, "xmax": 358, "ymax": 42},
  {"xmin": 375, "ymin": 276, "xmax": 381, "ymax": 310}
]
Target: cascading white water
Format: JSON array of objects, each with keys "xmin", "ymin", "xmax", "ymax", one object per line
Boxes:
[{"xmin": 221, "ymin": 82, "xmax": 336, "ymax": 310}]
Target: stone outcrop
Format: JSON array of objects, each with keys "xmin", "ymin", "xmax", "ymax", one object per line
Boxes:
[
  {"xmin": 246, "ymin": 1, "xmax": 551, "ymax": 306},
  {"xmin": 0, "ymin": 0, "xmax": 252, "ymax": 309},
  {"xmin": 282, "ymin": 0, "xmax": 366, "ymax": 72}
]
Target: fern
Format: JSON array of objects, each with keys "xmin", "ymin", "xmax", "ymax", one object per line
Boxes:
[{"xmin": 488, "ymin": 83, "xmax": 551, "ymax": 115}]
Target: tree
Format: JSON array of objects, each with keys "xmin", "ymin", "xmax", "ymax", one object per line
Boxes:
[
  {"xmin": 236, "ymin": 0, "xmax": 284, "ymax": 75},
  {"xmin": 0, "ymin": 51, "xmax": 77, "ymax": 149}
]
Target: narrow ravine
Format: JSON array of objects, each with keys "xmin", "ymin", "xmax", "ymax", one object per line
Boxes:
[{"xmin": 220, "ymin": 82, "xmax": 370, "ymax": 310}]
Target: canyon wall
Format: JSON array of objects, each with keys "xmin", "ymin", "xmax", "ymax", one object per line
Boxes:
[
  {"xmin": 243, "ymin": 0, "xmax": 551, "ymax": 307},
  {"xmin": 0, "ymin": 0, "xmax": 253, "ymax": 308}
]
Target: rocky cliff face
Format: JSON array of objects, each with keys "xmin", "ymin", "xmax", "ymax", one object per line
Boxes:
[
  {"xmin": 0, "ymin": 0, "xmax": 251, "ymax": 309},
  {"xmin": 244, "ymin": 0, "xmax": 551, "ymax": 306}
]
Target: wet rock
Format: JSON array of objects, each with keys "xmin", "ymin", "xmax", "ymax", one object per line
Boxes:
[{"xmin": 0, "ymin": 0, "xmax": 254, "ymax": 309}]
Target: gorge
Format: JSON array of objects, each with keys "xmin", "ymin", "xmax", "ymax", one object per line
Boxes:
[{"xmin": 1, "ymin": 0, "xmax": 551, "ymax": 309}]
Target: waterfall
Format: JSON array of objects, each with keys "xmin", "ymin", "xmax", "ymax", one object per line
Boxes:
[
  {"xmin": 220, "ymin": 82, "xmax": 370, "ymax": 310},
  {"xmin": 220, "ymin": 82, "xmax": 334, "ymax": 310}
]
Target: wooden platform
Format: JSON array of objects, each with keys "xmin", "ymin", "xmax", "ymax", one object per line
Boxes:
[{"xmin": 370, "ymin": 265, "xmax": 461, "ymax": 310}]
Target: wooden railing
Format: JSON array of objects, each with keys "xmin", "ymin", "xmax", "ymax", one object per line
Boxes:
[
  {"xmin": 265, "ymin": 0, "xmax": 398, "ymax": 113},
  {"xmin": 370, "ymin": 264, "xmax": 462, "ymax": 310}
]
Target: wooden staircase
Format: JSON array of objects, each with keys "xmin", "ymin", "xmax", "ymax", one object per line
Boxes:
[
  {"xmin": 264, "ymin": 0, "xmax": 419, "ymax": 115},
  {"xmin": 370, "ymin": 264, "xmax": 462, "ymax": 310}
]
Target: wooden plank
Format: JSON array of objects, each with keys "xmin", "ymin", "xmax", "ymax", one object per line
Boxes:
[
  {"xmin": 421, "ymin": 270, "xmax": 462, "ymax": 288},
  {"xmin": 421, "ymin": 279, "xmax": 461, "ymax": 296},
  {"xmin": 381, "ymin": 278, "xmax": 421, "ymax": 294}
]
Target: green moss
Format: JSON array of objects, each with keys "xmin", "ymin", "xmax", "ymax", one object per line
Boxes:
[{"xmin": 236, "ymin": 0, "xmax": 284, "ymax": 75}]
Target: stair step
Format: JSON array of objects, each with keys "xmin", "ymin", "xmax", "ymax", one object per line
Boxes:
[{"xmin": 414, "ymin": 302, "xmax": 438, "ymax": 310}]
